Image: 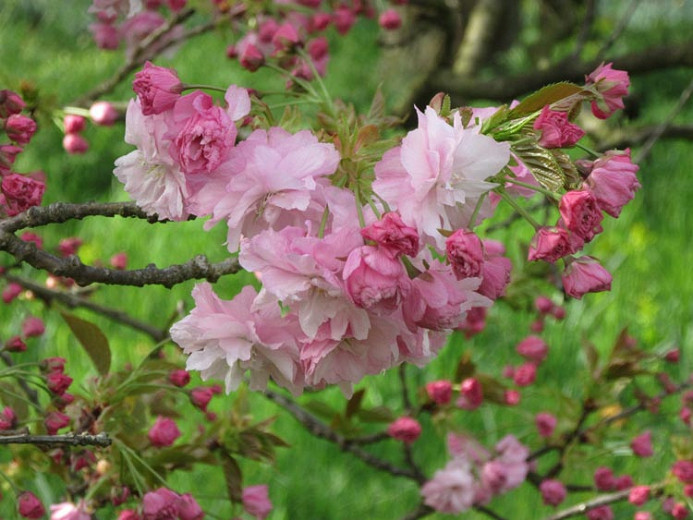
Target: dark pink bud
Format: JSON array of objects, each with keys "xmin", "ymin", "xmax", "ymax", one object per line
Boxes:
[
  {"xmin": 586, "ymin": 505, "xmax": 613, "ymax": 520},
  {"xmin": 89, "ymin": 101, "xmax": 119, "ymax": 126},
  {"xmin": 71, "ymin": 449, "xmax": 96, "ymax": 471},
  {"xmin": 378, "ymin": 9, "xmax": 402, "ymax": 30},
  {"xmin": 63, "ymin": 115, "xmax": 86, "ymax": 134},
  {"xmin": 148, "ymin": 416, "xmax": 181, "ymax": 447},
  {"xmin": 310, "ymin": 12, "xmax": 331, "ymax": 32},
  {"xmin": 628, "ymin": 485, "xmax": 650, "ymax": 506},
  {"xmin": 58, "ymin": 237, "xmax": 83, "ymax": 257},
  {"xmin": 559, "ymin": 190, "xmax": 603, "ymax": 243},
  {"xmin": 457, "ymin": 378, "xmax": 483, "ymax": 410},
  {"xmin": 132, "ymin": 62, "xmax": 183, "ymax": 115},
  {"xmin": 63, "ymin": 133, "xmax": 89, "ymax": 154},
  {"xmin": 0, "ymin": 143, "xmax": 23, "ymax": 169},
  {"xmin": 513, "ymin": 362, "xmax": 537, "ymax": 387},
  {"xmin": 685, "ymin": 484, "xmax": 693, "ymax": 498},
  {"xmin": 539, "ymin": 479, "xmax": 566, "ymax": 506},
  {"xmin": 2, "ymin": 282, "xmax": 22, "ymax": 304},
  {"xmin": 110, "ymin": 252, "xmax": 128, "ymax": 270},
  {"xmin": 516, "ymin": 336, "xmax": 548, "ymax": 363},
  {"xmin": 528, "ymin": 226, "xmax": 583, "ymax": 263},
  {"xmin": 681, "ymin": 407, "xmax": 691, "ymax": 425},
  {"xmin": 534, "ymin": 296, "xmax": 553, "ymax": 314},
  {"xmin": 178, "ymin": 493, "xmax": 204, "ymax": 520},
  {"xmin": 535, "ymin": 412, "xmax": 557, "ymax": 437},
  {"xmin": 117, "ymin": 510, "xmax": 141, "ymax": 520},
  {"xmin": 672, "ymin": 503, "xmax": 689, "ymax": 520},
  {"xmin": 332, "ymin": 6, "xmax": 356, "ymax": 35},
  {"xmin": 169, "ymin": 369, "xmax": 191, "ymax": 388},
  {"xmin": 585, "ymin": 62, "xmax": 630, "ymax": 119},
  {"xmin": 272, "ymin": 23, "xmax": 301, "ymax": 52},
  {"xmin": 5, "ymin": 114, "xmax": 37, "ymax": 145},
  {"xmin": 458, "ymin": 306, "xmax": 487, "ymax": 338},
  {"xmin": 664, "ymin": 348, "xmax": 680, "ymax": 363},
  {"xmin": 387, "ymin": 416, "xmax": 421, "ymax": 443},
  {"xmin": 1, "ymin": 174, "xmax": 45, "ymax": 216},
  {"xmin": 552, "ymin": 305, "xmax": 566, "ymax": 320},
  {"xmin": 594, "ymin": 466, "xmax": 616, "ymax": 491},
  {"xmin": 90, "ymin": 22, "xmax": 120, "ymax": 50},
  {"xmin": 111, "ymin": 486, "xmax": 131, "ymax": 507},
  {"xmin": 425, "ymin": 380, "xmax": 452, "ymax": 405},
  {"xmin": 46, "ymin": 372, "xmax": 72, "ymax": 396},
  {"xmin": 239, "ymin": 44, "xmax": 265, "ymax": 72},
  {"xmin": 4, "ymin": 335, "xmax": 26, "ymax": 352},
  {"xmin": 361, "ymin": 212, "xmax": 419, "ymax": 257},
  {"xmin": 22, "ymin": 316, "xmax": 45, "ymax": 338},
  {"xmin": 614, "ymin": 474, "xmax": 633, "ymax": 490},
  {"xmin": 583, "ymin": 149, "xmax": 639, "ymax": 217},
  {"xmin": 18, "ymin": 491, "xmax": 45, "ymax": 519},
  {"xmin": 504, "ymin": 389, "xmax": 521, "ymax": 405},
  {"xmin": 0, "ymin": 406, "xmax": 17, "ymax": 430},
  {"xmin": 20, "ymin": 232, "xmax": 42, "ymax": 248},
  {"xmin": 242, "ymin": 485, "xmax": 273, "ymax": 520},
  {"xmin": 0, "ymin": 90, "xmax": 26, "ymax": 118},
  {"xmin": 41, "ymin": 357, "xmax": 66, "ymax": 373},
  {"xmin": 533, "ymin": 105, "xmax": 585, "ymax": 148},
  {"xmin": 562, "ymin": 256, "xmax": 612, "ymax": 299},
  {"xmin": 446, "ymin": 229, "xmax": 484, "ymax": 279},
  {"xmin": 630, "ymin": 431, "xmax": 653, "ymax": 457},
  {"xmin": 45, "ymin": 411, "xmax": 70, "ymax": 435},
  {"xmin": 307, "ymin": 36, "xmax": 329, "ymax": 62},
  {"xmin": 190, "ymin": 387, "xmax": 214, "ymax": 411},
  {"xmin": 530, "ymin": 319, "xmax": 544, "ymax": 333},
  {"xmin": 298, "ymin": 0, "xmax": 321, "ymax": 7},
  {"xmin": 143, "ymin": 488, "xmax": 181, "ymax": 519},
  {"xmin": 167, "ymin": 0, "xmax": 187, "ymax": 11},
  {"xmin": 258, "ymin": 19, "xmax": 279, "ymax": 43},
  {"xmin": 673, "ymin": 460, "xmax": 693, "ymax": 484}
]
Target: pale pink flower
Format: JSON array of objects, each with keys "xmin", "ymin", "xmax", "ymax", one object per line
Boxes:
[
  {"xmin": 387, "ymin": 416, "xmax": 422, "ymax": 443},
  {"xmin": 584, "ymin": 149, "xmax": 640, "ymax": 217},
  {"xmin": 535, "ymin": 412, "xmax": 557, "ymax": 437},
  {"xmin": 421, "ymin": 459, "xmax": 476, "ymax": 514},
  {"xmin": 516, "ymin": 336, "xmax": 548, "ymax": 363},
  {"xmin": 630, "ymin": 430, "xmax": 653, "ymax": 457},
  {"xmin": 132, "ymin": 62, "xmax": 183, "ymax": 116},
  {"xmin": 148, "ymin": 416, "xmax": 181, "ymax": 447},
  {"xmin": 373, "ymin": 107, "xmax": 509, "ymax": 250},
  {"xmin": 114, "ymin": 99, "xmax": 189, "ymax": 221},
  {"xmin": 170, "ymin": 283, "xmax": 303, "ymax": 395},
  {"xmin": 540, "ymin": 479, "xmax": 566, "ymax": 506},
  {"xmin": 49, "ymin": 500, "xmax": 91, "ymax": 520},
  {"xmin": 197, "ymin": 127, "xmax": 340, "ymax": 252},
  {"xmin": 492, "ymin": 434, "xmax": 529, "ymax": 492},
  {"xmin": 426, "ymin": 380, "xmax": 453, "ymax": 405},
  {"xmin": 559, "ymin": 190, "xmax": 603, "ymax": 242},
  {"xmin": 242, "ymin": 485, "xmax": 273, "ymax": 520},
  {"xmin": 343, "ymin": 245, "xmax": 410, "ymax": 314},
  {"xmin": 586, "ymin": 63, "xmax": 630, "ymax": 119},
  {"xmin": 562, "ymin": 256, "xmax": 612, "ymax": 299},
  {"xmin": 533, "ymin": 106, "xmax": 584, "ymax": 148}
]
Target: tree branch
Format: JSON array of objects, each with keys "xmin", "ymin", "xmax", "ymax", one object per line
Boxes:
[
  {"xmin": 542, "ymin": 484, "xmax": 664, "ymax": 520},
  {"xmin": 4, "ymin": 273, "xmax": 168, "ymax": 342},
  {"xmin": 263, "ymin": 389, "xmax": 423, "ymax": 482},
  {"xmin": 593, "ymin": 123, "xmax": 693, "ymax": 151},
  {"xmin": 0, "ymin": 431, "xmax": 112, "ymax": 448},
  {"xmin": 594, "ymin": 0, "xmax": 642, "ymax": 62},
  {"xmin": 430, "ymin": 42, "xmax": 693, "ymax": 103}
]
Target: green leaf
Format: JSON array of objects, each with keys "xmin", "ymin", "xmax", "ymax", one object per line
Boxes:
[
  {"xmin": 60, "ymin": 311, "xmax": 111, "ymax": 375},
  {"xmin": 220, "ymin": 452, "xmax": 243, "ymax": 503},
  {"xmin": 303, "ymin": 400, "xmax": 338, "ymax": 422},
  {"xmin": 550, "ymin": 149, "xmax": 582, "ymax": 189},
  {"xmin": 480, "ymin": 104, "xmax": 510, "ymax": 134},
  {"xmin": 345, "ymin": 388, "xmax": 365, "ymax": 419},
  {"xmin": 513, "ymin": 141, "xmax": 565, "ymax": 192},
  {"xmin": 356, "ymin": 406, "xmax": 394, "ymax": 423},
  {"xmin": 508, "ymin": 82, "xmax": 584, "ymax": 118},
  {"xmin": 454, "ymin": 351, "xmax": 476, "ymax": 382},
  {"xmin": 581, "ymin": 339, "xmax": 600, "ymax": 378}
]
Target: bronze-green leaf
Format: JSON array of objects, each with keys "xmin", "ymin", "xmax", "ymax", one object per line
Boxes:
[
  {"xmin": 60, "ymin": 311, "xmax": 111, "ymax": 375},
  {"xmin": 220, "ymin": 452, "xmax": 243, "ymax": 503},
  {"xmin": 513, "ymin": 141, "xmax": 564, "ymax": 192},
  {"xmin": 508, "ymin": 82, "xmax": 584, "ymax": 118}
]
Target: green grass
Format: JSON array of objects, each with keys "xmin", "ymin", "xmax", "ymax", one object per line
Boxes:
[{"xmin": 1, "ymin": 1, "xmax": 692, "ymax": 519}]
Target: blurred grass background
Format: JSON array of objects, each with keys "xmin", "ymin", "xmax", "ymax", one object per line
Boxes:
[{"xmin": 0, "ymin": 0, "xmax": 692, "ymax": 518}]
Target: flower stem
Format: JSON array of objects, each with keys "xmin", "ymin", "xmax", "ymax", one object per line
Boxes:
[
  {"xmin": 574, "ymin": 142, "xmax": 601, "ymax": 158},
  {"xmin": 181, "ymin": 83, "xmax": 228, "ymax": 94},
  {"xmin": 469, "ymin": 192, "xmax": 488, "ymax": 230},
  {"xmin": 495, "ymin": 189, "xmax": 541, "ymax": 230},
  {"xmin": 503, "ymin": 178, "xmax": 561, "ymax": 200}
]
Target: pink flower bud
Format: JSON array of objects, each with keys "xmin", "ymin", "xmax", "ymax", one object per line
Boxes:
[
  {"xmin": 132, "ymin": 62, "xmax": 183, "ymax": 115},
  {"xmin": 63, "ymin": 133, "xmax": 89, "ymax": 154},
  {"xmin": 630, "ymin": 431, "xmax": 653, "ymax": 457},
  {"xmin": 148, "ymin": 416, "xmax": 181, "ymax": 447},
  {"xmin": 310, "ymin": 12, "xmax": 332, "ymax": 32},
  {"xmin": 242, "ymin": 485, "xmax": 273, "ymax": 520},
  {"xmin": 672, "ymin": 503, "xmax": 689, "ymax": 520},
  {"xmin": 239, "ymin": 44, "xmax": 265, "ymax": 72},
  {"xmin": 178, "ymin": 493, "xmax": 203, "ymax": 520},
  {"xmin": 5, "ymin": 335, "xmax": 26, "ymax": 352},
  {"xmin": 0, "ymin": 143, "xmax": 23, "ymax": 169},
  {"xmin": 0, "ymin": 406, "xmax": 17, "ymax": 430},
  {"xmin": 634, "ymin": 512, "xmax": 653, "ymax": 520},
  {"xmin": 143, "ymin": 488, "xmax": 181, "ymax": 519},
  {"xmin": 0, "ymin": 90, "xmax": 26, "ymax": 118},
  {"xmin": 5, "ymin": 114, "xmax": 37, "ymax": 145},
  {"xmin": 90, "ymin": 22, "xmax": 120, "ymax": 49},
  {"xmin": 387, "ymin": 416, "xmax": 422, "ymax": 443},
  {"xmin": 46, "ymin": 372, "xmax": 73, "ymax": 396},
  {"xmin": 628, "ymin": 486, "xmax": 650, "ymax": 506},
  {"xmin": 530, "ymin": 319, "xmax": 544, "ymax": 333},
  {"xmin": 552, "ymin": 305, "xmax": 566, "ymax": 320},
  {"xmin": 457, "ymin": 378, "xmax": 483, "ymax": 410},
  {"xmin": 583, "ymin": 149, "xmax": 640, "ymax": 217},
  {"xmin": 378, "ymin": 9, "xmax": 402, "ymax": 30},
  {"xmin": 169, "ymin": 369, "xmax": 191, "ymax": 388},
  {"xmin": 18, "ymin": 491, "xmax": 45, "ymax": 519},
  {"xmin": 110, "ymin": 252, "xmax": 128, "ymax": 270},
  {"xmin": 681, "ymin": 407, "xmax": 691, "ymax": 425},
  {"xmin": 425, "ymin": 380, "xmax": 452, "ymax": 405},
  {"xmin": 58, "ymin": 237, "xmax": 83, "ymax": 257},
  {"xmin": 665, "ymin": 348, "xmax": 680, "ymax": 363},
  {"xmin": 63, "ymin": 115, "xmax": 86, "ymax": 134},
  {"xmin": 478, "ymin": 240, "xmax": 512, "ymax": 300},
  {"xmin": 539, "ymin": 479, "xmax": 566, "ymax": 506},
  {"xmin": 333, "ymin": 6, "xmax": 356, "ymax": 35},
  {"xmin": 673, "ymin": 460, "xmax": 693, "ymax": 484},
  {"xmin": 533, "ymin": 106, "xmax": 585, "ymax": 148},
  {"xmin": 594, "ymin": 466, "xmax": 616, "ymax": 491},
  {"xmin": 1, "ymin": 173, "xmax": 45, "ymax": 216},
  {"xmin": 535, "ymin": 412, "xmax": 557, "ymax": 437},
  {"xmin": 534, "ymin": 296, "xmax": 553, "ymax": 314},
  {"xmin": 111, "ymin": 486, "xmax": 131, "ymax": 507},
  {"xmin": 307, "ymin": 36, "xmax": 329, "ymax": 62},
  {"xmin": 559, "ymin": 190, "xmax": 603, "ymax": 243},
  {"xmin": 2, "ymin": 282, "xmax": 22, "ymax": 303},
  {"xmin": 89, "ymin": 101, "xmax": 119, "ymax": 126},
  {"xmin": 585, "ymin": 62, "xmax": 630, "ymax": 119},
  {"xmin": 22, "ymin": 316, "xmax": 45, "ymax": 338},
  {"xmin": 516, "ymin": 336, "xmax": 549, "ymax": 364},
  {"xmin": 614, "ymin": 474, "xmax": 633, "ymax": 490},
  {"xmin": 504, "ymin": 389, "xmax": 521, "ymax": 405},
  {"xmin": 45, "ymin": 411, "xmax": 70, "ymax": 435},
  {"xmin": 167, "ymin": 0, "xmax": 187, "ymax": 11},
  {"xmin": 298, "ymin": 0, "xmax": 322, "ymax": 7},
  {"xmin": 586, "ymin": 505, "xmax": 614, "ymax": 520},
  {"xmin": 458, "ymin": 306, "xmax": 487, "ymax": 338},
  {"xmin": 513, "ymin": 362, "xmax": 537, "ymax": 387},
  {"xmin": 190, "ymin": 387, "xmax": 214, "ymax": 411},
  {"xmin": 446, "ymin": 229, "xmax": 484, "ymax": 279},
  {"xmin": 20, "ymin": 232, "xmax": 42, "ymax": 248},
  {"xmin": 117, "ymin": 510, "xmax": 141, "ymax": 520},
  {"xmin": 528, "ymin": 226, "xmax": 583, "ymax": 263},
  {"xmin": 41, "ymin": 357, "xmax": 66, "ymax": 373},
  {"xmin": 361, "ymin": 212, "xmax": 419, "ymax": 258},
  {"xmin": 685, "ymin": 484, "xmax": 693, "ymax": 498},
  {"xmin": 562, "ymin": 256, "xmax": 612, "ymax": 299},
  {"xmin": 272, "ymin": 22, "xmax": 301, "ymax": 52}
]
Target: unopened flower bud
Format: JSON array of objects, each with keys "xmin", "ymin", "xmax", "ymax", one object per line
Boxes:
[{"xmin": 387, "ymin": 416, "xmax": 421, "ymax": 443}]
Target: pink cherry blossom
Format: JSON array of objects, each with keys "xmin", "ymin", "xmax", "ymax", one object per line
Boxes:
[
  {"xmin": 387, "ymin": 416, "xmax": 422, "ymax": 443},
  {"xmin": 360, "ymin": 212, "xmax": 419, "ymax": 257},
  {"xmin": 586, "ymin": 62, "xmax": 630, "ymax": 119},
  {"xmin": 672, "ymin": 460, "xmax": 693, "ymax": 484},
  {"xmin": 142, "ymin": 488, "xmax": 180, "ymax": 520},
  {"xmin": 168, "ymin": 369, "xmax": 190, "ymax": 387},
  {"xmin": 672, "ymin": 503, "xmax": 690, "ymax": 520},
  {"xmin": 132, "ymin": 62, "xmax": 183, "ymax": 116},
  {"xmin": 426, "ymin": 380, "xmax": 453, "ymax": 405},
  {"xmin": 89, "ymin": 22, "xmax": 120, "ymax": 50},
  {"xmin": 562, "ymin": 256, "xmax": 612, "ymax": 299},
  {"xmin": 63, "ymin": 115, "xmax": 86, "ymax": 134},
  {"xmin": 46, "ymin": 372, "xmax": 73, "ymax": 395},
  {"xmin": 584, "ymin": 149, "xmax": 640, "ymax": 217},
  {"xmin": 559, "ymin": 190, "xmax": 603, "ymax": 242},
  {"xmin": 533, "ymin": 106, "xmax": 585, "ymax": 148},
  {"xmin": 63, "ymin": 134, "xmax": 89, "ymax": 154},
  {"xmin": 242, "ymin": 485, "xmax": 273, "ymax": 520},
  {"xmin": 1, "ymin": 173, "xmax": 45, "ymax": 216},
  {"xmin": 49, "ymin": 500, "xmax": 91, "ymax": 520},
  {"xmin": 446, "ymin": 229, "xmax": 484, "ymax": 279},
  {"xmin": 513, "ymin": 362, "xmax": 536, "ymax": 387},
  {"xmin": 45, "ymin": 411, "xmax": 71, "ymax": 435},
  {"xmin": 2, "ymin": 282, "xmax": 22, "ymax": 303},
  {"xmin": 421, "ymin": 459, "xmax": 476, "ymax": 513},
  {"xmin": 478, "ymin": 239, "xmax": 512, "ymax": 300},
  {"xmin": 22, "ymin": 316, "xmax": 45, "ymax": 337},
  {"xmin": 18, "ymin": 491, "xmax": 45, "ymax": 519},
  {"xmin": 528, "ymin": 226, "xmax": 583, "ymax": 262},
  {"xmin": 148, "ymin": 416, "xmax": 181, "ymax": 447},
  {"xmin": 0, "ymin": 406, "xmax": 17, "ymax": 430},
  {"xmin": 540, "ymin": 479, "xmax": 566, "ymax": 506},
  {"xmin": 594, "ymin": 466, "xmax": 616, "ymax": 491},
  {"xmin": 114, "ymin": 99, "xmax": 189, "ymax": 221}
]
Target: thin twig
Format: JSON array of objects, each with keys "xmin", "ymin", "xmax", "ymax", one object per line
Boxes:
[
  {"xmin": 570, "ymin": 0, "xmax": 598, "ymax": 60},
  {"xmin": 595, "ymin": 0, "xmax": 642, "ymax": 62},
  {"xmin": 0, "ymin": 431, "xmax": 112, "ymax": 448},
  {"xmin": 542, "ymin": 484, "xmax": 664, "ymax": 520},
  {"xmin": 635, "ymin": 76, "xmax": 693, "ymax": 163},
  {"xmin": 4, "ymin": 273, "xmax": 168, "ymax": 342},
  {"xmin": 263, "ymin": 389, "xmax": 422, "ymax": 481},
  {"xmin": 0, "ymin": 351, "xmax": 39, "ymax": 407}
]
